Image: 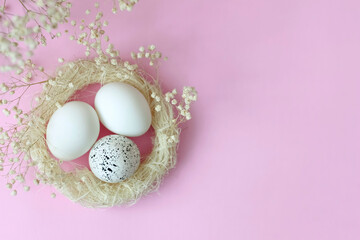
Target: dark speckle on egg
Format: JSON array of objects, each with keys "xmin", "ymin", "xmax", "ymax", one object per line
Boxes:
[{"xmin": 89, "ymin": 135, "xmax": 140, "ymax": 183}]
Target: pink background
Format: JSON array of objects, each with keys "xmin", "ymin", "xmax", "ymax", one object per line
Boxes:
[{"xmin": 1, "ymin": 0, "xmax": 360, "ymax": 239}]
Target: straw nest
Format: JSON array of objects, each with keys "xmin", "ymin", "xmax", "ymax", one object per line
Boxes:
[{"xmin": 25, "ymin": 60, "xmax": 179, "ymax": 208}]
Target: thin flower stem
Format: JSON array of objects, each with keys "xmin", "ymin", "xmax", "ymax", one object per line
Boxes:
[{"xmin": 18, "ymin": 0, "xmax": 29, "ymax": 12}]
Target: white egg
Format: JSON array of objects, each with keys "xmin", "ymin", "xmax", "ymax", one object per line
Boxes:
[
  {"xmin": 95, "ymin": 82, "xmax": 152, "ymax": 137},
  {"xmin": 46, "ymin": 101, "xmax": 100, "ymax": 161},
  {"xmin": 89, "ymin": 135, "xmax": 140, "ymax": 183}
]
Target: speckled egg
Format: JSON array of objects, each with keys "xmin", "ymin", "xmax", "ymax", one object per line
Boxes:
[{"xmin": 89, "ymin": 135, "xmax": 140, "ymax": 183}]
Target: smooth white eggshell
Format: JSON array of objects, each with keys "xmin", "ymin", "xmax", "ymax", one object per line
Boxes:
[
  {"xmin": 46, "ymin": 101, "xmax": 100, "ymax": 161},
  {"xmin": 89, "ymin": 135, "xmax": 140, "ymax": 183},
  {"xmin": 95, "ymin": 82, "xmax": 152, "ymax": 137}
]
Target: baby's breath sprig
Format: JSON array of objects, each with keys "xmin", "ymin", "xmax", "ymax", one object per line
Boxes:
[
  {"xmin": 112, "ymin": 0, "xmax": 139, "ymax": 13},
  {"xmin": 0, "ymin": 0, "xmax": 72, "ymax": 73},
  {"xmin": 67, "ymin": 4, "xmax": 121, "ymax": 67},
  {"xmin": 0, "ymin": 58, "xmax": 53, "ymax": 196},
  {"xmin": 151, "ymin": 86, "xmax": 198, "ymax": 122},
  {"xmin": 131, "ymin": 44, "xmax": 167, "ymax": 67},
  {"xmin": 66, "ymin": 3, "xmax": 141, "ymax": 77},
  {"xmin": 150, "ymin": 86, "xmax": 197, "ymax": 145}
]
